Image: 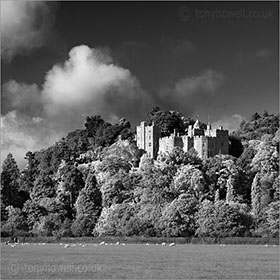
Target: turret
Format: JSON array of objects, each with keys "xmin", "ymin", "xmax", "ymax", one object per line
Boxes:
[{"xmin": 193, "ymin": 119, "xmax": 200, "ymax": 129}]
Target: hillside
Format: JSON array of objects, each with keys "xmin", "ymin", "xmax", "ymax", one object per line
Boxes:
[{"xmin": 1, "ymin": 109, "xmax": 279, "ymax": 239}]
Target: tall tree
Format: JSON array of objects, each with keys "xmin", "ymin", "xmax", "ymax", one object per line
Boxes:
[{"xmin": 1, "ymin": 153, "xmax": 20, "ymax": 207}]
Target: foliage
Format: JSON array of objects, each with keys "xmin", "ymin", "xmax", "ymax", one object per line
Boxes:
[
  {"xmin": 1, "ymin": 206, "xmax": 28, "ymax": 235},
  {"xmin": 195, "ymin": 200, "xmax": 251, "ymax": 239},
  {"xmin": 84, "ymin": 116, "xmax": 133, "ymax": 146},
  {"xmin": 71, "ymin": 214, "xmax": 96, "ymax": 237},
  {"xmin": 1, "ymin": 153, "xmax": 21, "ymax": 207},
  {"xmin": 0, "ymin": 111, "xmax": 279, "ymax": 238},
  {"xmin": 233, "ymin": 112, "xmax": 279, "ymax": 141},
  {"xmin": 147, "ymin": 107, "xmax": 207, "ymax": 137}
]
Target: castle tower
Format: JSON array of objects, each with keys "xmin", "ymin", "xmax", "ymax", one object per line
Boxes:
[{"xmin": 136, "ymin": 121, "xmax": 160, "ymax": 158}]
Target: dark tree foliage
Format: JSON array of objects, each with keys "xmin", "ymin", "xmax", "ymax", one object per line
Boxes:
[
  {"xmin": 62, "ymin": 164, "xmax": 85, "ymax": 207},
  {"xmin": 19, "ymin": 151, "xmax": 40, "ymax": 193},
  {"xmin": 251, "ymin": 112, "xmax": 261, "ymax": 121},
  {"xmin": 84, "ymin": 115, "xmax": 105, "ymax": 137},
  {"xmin": 233, "ymin": 112, "xmax": 279, "ymax": 141},
  {"xmin": 75, "ymin": 172, "xmax": 102, "ymax": 217},
  {"xmin": 31, "ymin": 171, "xmax": 56, "ymax": 201},
  {"xmin": 165, "ymin": 147, "xmax": 203, "ymax": 169},
  {"xmin": 22, "ymin": 200, "xmax": 47, "ymax": 231},
  {"xmin": 1, "ymin": 153, "xmax": 23, "ymax": 208},
  {"xmin": 147, "ymin": 107, "xmax": 206, "ymax": 137},
  {"xmin": 65, "ymin": 129, "xmax": 91, "ymax": 155},
  {"xmin": 84, "ymin": 115, "xmax": 133, "ymax": 146},
  {"xmin": 228, "ymin": 135, "xmax": 244, "ymax": 158}
]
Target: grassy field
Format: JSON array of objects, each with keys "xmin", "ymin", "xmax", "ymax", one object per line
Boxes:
[{"xmin": 1, "ymin": 243, "xmax": 279, "ymax": 279}]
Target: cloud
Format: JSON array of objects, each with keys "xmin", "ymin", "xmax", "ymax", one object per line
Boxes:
[
  {"xmin": 158, "ymin": 70, "xmax": 224, "ymax": 111},
  {"xmin": 1, "ymin": 1, "xmax": 56, "ymax": 62},
  {"xmin": 1, "ymin": 44, "xmax": 225, "ymax": 167},
  {"xmin": 42, "ymin": 45, "xmax": 150, "ymax": 129},
  {"xmin": 1, "ymin": 45, "xmax": 151, "ymax": 166},
  {"xmin": 173, "ymin": 70, "xmax": 223, "ymax": 96},
  {"xmin": 1, "ymin": 111, "xmax": 61, "ymax": 168},
  {"xmin": 2, "ymin": 80, "xmax": 43, "ymax": 116},
  {"xmin": 212, "ymin": 114, "xmax": 245, "ymax": 133}
]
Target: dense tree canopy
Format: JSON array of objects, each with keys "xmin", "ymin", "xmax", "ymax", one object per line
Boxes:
[{"xmin": 1, "ymin": 110, "xmax": 279, "ymax": 238}]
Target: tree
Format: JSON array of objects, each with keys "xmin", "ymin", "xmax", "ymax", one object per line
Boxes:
[
  {"xmin": 19, "ymin": 151, "xmax": 39, "ymax": 193},
  {"xmin": 1, "ymin": 153, "xmax": 20, "ymax": 207},
  {"xmin": 173, "ymin": 164, "xmax": 205, "ymax": 199},
  {"xmin": 61, "ymin": 164, "xmax": 85, "ymax": 207},
  {"xmin": 251, "ymin": 173, "xmax": 262, "ymax": 218},
  {"xmin": 22, "ymin": 200, "xmax": 47, "ymax": 232},
  {"xmin": 71, "ymin": 214, "xmax": 96, "ymax": 237},
  {"xmin": 1, "ymin": 206, "xmax": 28, "ymax": 236},
  {"xmin": 75, "ymin": 172, "xmax": 102, "ymax": 216},
  {"xmin": 265, "ymin": 201, "xmax": 279, "ymax": 237},
  {"xmin": 195, "ymin": 200, "xmax": 250, "ymax": 239},
  {"xmin": 164, "ymin": 147, "xmax": 202, "ymax": 168},
  {"xmin": 251, "ymin": 112, "xmax": 261, "ymax": 121},
  {"xmin": 31, "ymin": 171, "xmax": 56, "ymax": 201},
  {"xmin": 159, "ymin": 193, "xmax": 198, "ymax": 237},
  {"xmin": 33, "ymin": 213, "xmax": 64, "ymax": 237},
  {"xmin": 100, "ymin": 170, "xmax": 132, "ymax": 208},
  {"xmin": 94, "ymin": 203, "xmax": 137, "ymax": 236}
]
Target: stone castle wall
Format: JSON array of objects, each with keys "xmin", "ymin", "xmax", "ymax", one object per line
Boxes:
[{"xmin": 136, "ymin": 120, "xmax": 229, "ymax": 159}]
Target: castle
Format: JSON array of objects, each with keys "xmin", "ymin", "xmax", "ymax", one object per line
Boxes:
[{"xmin": 136, "ymin": 119, "xmax": 229, "ymax": 160}]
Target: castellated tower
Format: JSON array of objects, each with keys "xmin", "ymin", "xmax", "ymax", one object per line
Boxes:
[
  {"xmin": 186, "ymin": 120, "xmax": 229, "ymax": 159},
  {"xmin": 136, "ymin": 121, "xmax": 161, "ymax": 158}
]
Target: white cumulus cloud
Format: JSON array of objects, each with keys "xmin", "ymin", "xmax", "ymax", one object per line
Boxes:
[
  {"xmin": 1, "ymin": 45, "xmax": 151, "ymax": 166},
  {"xmin": 42, "ymin": 45, "xmax": 150, "ymax": 130},
  {"xmin": 1, "ymin": 1, "xmax": 56, "ymax": 62}
]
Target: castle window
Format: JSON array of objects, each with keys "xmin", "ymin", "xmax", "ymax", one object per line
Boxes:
[
  {"xmin": 149, "ymin": 136, "xmax": 151, "ymax": 139},
  {"xmin": 149, "ymin": 142, "xmax": 151, "ymax": 147}
]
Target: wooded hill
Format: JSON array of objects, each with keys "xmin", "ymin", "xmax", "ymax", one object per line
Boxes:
[{"xmin": 1, "ymin": 109, "xmax": 279, "ymax": 239}]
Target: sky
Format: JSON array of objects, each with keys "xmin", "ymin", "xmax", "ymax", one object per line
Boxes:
[{"xmin": 1, "ymin": 1, "xmax": 279, "ymax": 167}]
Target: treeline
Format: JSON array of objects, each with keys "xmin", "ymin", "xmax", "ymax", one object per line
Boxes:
[{"xmin": 1, "ymin": 109, "xmax": 279, "ymax": 240}]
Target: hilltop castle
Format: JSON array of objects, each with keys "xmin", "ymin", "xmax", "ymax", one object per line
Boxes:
[{"xmin": 136, "ymin": 119, "xmax": 229, "ymax": 160}]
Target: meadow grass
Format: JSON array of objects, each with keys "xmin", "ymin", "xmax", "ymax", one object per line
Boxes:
[{"xmin": 1, "ymin": 243, "xmax": 279, "ymax": 279}]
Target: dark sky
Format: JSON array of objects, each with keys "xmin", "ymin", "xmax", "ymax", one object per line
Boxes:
[
  {"xmin": 3, "ymin": 1, "xmax": 279, "ymax": 118},
  {"xmin": 1, "ymin": 1, "xmax": 279, "ymax": 165}
]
